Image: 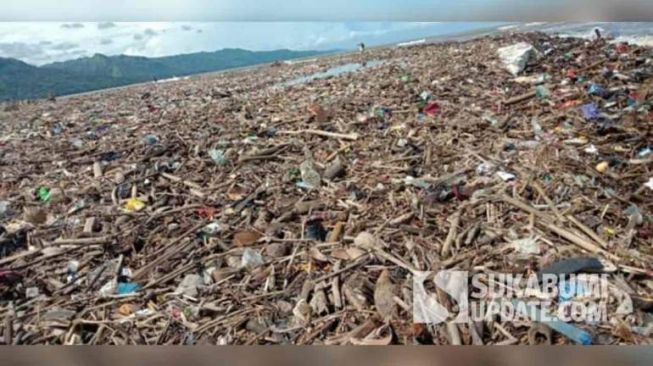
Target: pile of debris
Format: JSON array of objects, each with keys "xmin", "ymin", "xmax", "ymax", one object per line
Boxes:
[{"xmin": 0, "ymin": 31, "xmax": 652, "ymax": 345}]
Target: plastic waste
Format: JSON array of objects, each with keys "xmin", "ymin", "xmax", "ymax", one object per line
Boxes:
[
  {"xmin": 299, "ymin": 160, "xmax": 321, "ymax": 190},
  {"xmin": 538, "ymin": 257, "xmax": 603, "ymax": 277},
  {"xmin": 175, "ymin": 274, "xmax": 202, "ymax": 297},
  {"xmin": 70, "ymin": 138, "xmax": 84, "ymax": 149},
  {"xmin": 196, "ymin": 207, "xmax": 216, "ymax": 219},
  {"xmin": 51, "ymin": 125, "xmax": 63, "ymax": 135},
  {"xmin": 476, "ymin": 162, "xmax": 495, "ymax": 176},
  {"xmin": 0, "ymin": 201, "xmax": 12, "ymax": 219},
  {"xmin": 531, "ymin": 118, "xmax": 543, "ymax": 137},
  {"xmin": 404, "ymin": 176, "xmax": 431, "ymax": 189},
  {"xmin": 143, "ymin": 134, "xmax": 159, "ymax": 145},
  {"xmin": 512, "ymin": 237, "xmax": 540, "ymax": 255},
  {"xmin": 535, "ymin": 85, "xmax": 550, "ymax": 99},
  {"xmin": 305, "ymin": 220, "xmax": 327, "ymax": 241},
  {"xmin": 638, "ymin": 147, "xmax": 652, "ymax": 158},
  {"xmin": 208, "ymin": 149, "xmax": 228, "ymax": 166},
  {"xmin": 587, "ymin": 84, "xmax": 605, "ymax": 97},
  {"xmin": 241, "ymin": 248, "xmax": 264, "ymax": 268},
  {"xmin": 99, "ymin": 280, "xmax": 117, "ymax": 297},
  {"xmin": 36, "ymin": 186, "xmax": 51, "ymax": 202},
  {"xmin": 202, "ymin": 222, "xmax": 222, "ymax": 235},
  {"xmin": 645, "ymin": 177, "xmax": 653, "ymax": 191},
  {"xmin": 124, "ymin": 198, "xmax": 146, "ymax": 212},
  {"xmin": 25, "ymin": 286, "xmax": 40, "ymax": 299},
  {"xmin": 423, "ymin": 101, "xmax": 440, "ymax": 116},
  {"xmin": 580, "ymin": 103, "xmax": 600, "ymax": 120},
  {"xmin": 584, "ymin": 144, "xmax": 598, "ymax": 155},
  {"xmin": 117, "ymin": 282, "xmax": 141, "ymax": 295},
  {"xmin": 496, "ymin": 171, "xmax": 516, "ymax": 181},
  {"xmin": 513, "ymin": 300, "xmax": 593, "ymax": 345},
  {"xmin": 66, "ymin": 260, "xmax": 80, "ymax": 284},
  {"xmin": 497, "ymin": 43, "xmax": 535, "ymax": 75},
  {"xmin": 595, "ymin": 161, "xmax": 609, "ymax": 173}
]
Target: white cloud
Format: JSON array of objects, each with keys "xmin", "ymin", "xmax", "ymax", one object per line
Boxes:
[{"xmin": 0, "ymin": 22, "xmax": 494, "ymax": 65}]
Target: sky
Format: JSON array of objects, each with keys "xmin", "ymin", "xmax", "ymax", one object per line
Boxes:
[{"xmin": 0, "ymin": 22, "xmax": 501, "ymax": 65}]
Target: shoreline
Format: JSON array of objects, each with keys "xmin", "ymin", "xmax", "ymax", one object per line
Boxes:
[
  {"xmin": 9, "ymin": 22, "xmax": 651, "ymax": 103},
  {"xmin": 57, "ymin": 23, "xmax": 519, "ymax": 101}
]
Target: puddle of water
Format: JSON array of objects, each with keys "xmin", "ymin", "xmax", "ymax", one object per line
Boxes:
[{"xmin": 279, "ymin": 60, "xmax": 383, "ymax": 87}]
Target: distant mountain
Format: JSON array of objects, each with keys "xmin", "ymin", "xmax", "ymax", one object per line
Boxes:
[
  {"xmin": 0, "ymin": 48, "xmax": 330, "ymax": 101},
  {"xmin": 44, "ymin": 54, "xmax": 177, "ymax": 82},
  {"xmin": 0, "ymin": 57, "xmax": 119, "ymax": 101}
]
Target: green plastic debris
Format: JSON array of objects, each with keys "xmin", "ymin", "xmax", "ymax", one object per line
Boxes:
[
  {"xmin": 535, "ymin": 85, "xmax": 551, "ymax": 99},
  {"xmin": 208, "ymin": 149, "xmax": 228, "ymax": 166},
  {"xmin": 37, "ymin": 186, "xmax": 51, "ymax": 202},
  {"xmin": 535, "ymin": 73, "xmax": 550, "ymax": 85}
]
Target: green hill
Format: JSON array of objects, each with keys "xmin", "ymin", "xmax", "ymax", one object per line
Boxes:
[{"xmin": 0, "ymin": 48, "xmax": 330, "ymax": 101}]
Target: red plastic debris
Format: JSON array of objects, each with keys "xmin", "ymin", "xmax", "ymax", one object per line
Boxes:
[
  {"xmin": 560, "ymin": 100, "xmax": 580, "ymax": 109},
  {"xmin": 566, "ymin": 69, "xmax": 578, "ymax": 80},
  {"xmin": 615, "ymin": 42, "xmax": 630, "ymax": 54},
  {"xmin": 423, "ymin": 101, "xmax": 440, "ymax": 116},
  {"xmin": 197, "ymin": 207, "xmax": 217, "ymax": 219}
]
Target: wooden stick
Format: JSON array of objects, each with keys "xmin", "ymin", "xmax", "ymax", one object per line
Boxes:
[
  {"xmin": 51, "ymin": 236, "xmax": 110, "ymax": 246},
  {"xmin": 132, "ymin": 222, "xmax": 205, "ymax": 280},
  {"xmin": 504, "ymin": 90, "xmax": 536, "ymax": 106},
  {"xmin": 277, "ymin": 129, "xmax": 359, "ymax": 141},
  {"xmin": 497, "ymin": 194, "xmax": 619, "ymax": 261},
  {"xmin": 566, "ymin": 215, "xmax": 610, "ymax": 250},
  {"xmin": 442, "ymin": 211, "xmax": 461, "ymax": 258}
]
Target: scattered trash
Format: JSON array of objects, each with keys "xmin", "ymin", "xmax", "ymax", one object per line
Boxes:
[
  {"xmin": 0, "ymin": 201, "xmax": 12, "ymax": 219},
  {"xmin": 36, "ymin": 186, "xmax": 51, "ymax": 202},
  {"xmin": 25, "ymin": 287, "xmax": 40, "ymax": 299},
  {"xmin": 208, "ymin": 149, "xmax": 228, "ymax": 166},
  {"xmin": 143, "ymin": 134, "xmax": 159, "ymax": 145},
  {"xmin": 580, "ymin": 103, "xmax": 600, "ymax": 120},
  {"xmin": 584, "ymin": 144, "xmax": 598, "ymax": 154},
  {"xmin": 588, "ymin": 84, "xmax": 605, "ymax": 97},
  {"xmin": 638, "ymin": 147, "xmax": 652, "ymax": 158},
  {"xmin": 595, "ymin": 161, "xmax": 609, "ymax": 173},
  {"xmin": 497, "ymin": 42, "xmax": 535, "ymax": 75},
  {"xmin": 512, "ymin": 237, "xmax": 540, "ymax": 255},
  {"xmin": 496, "ymin": 171, "xmax": 516, "ymax": 181},
  {"xmin": 0, "ymin": 29, "xmax": 650, "ymax": 345},
  {"xmin": 202, "ymin": 222, "xmax": 222, "ymax": 236},
  {"xmin": 645, "ymin": 178, "xmax": 653, "ymax": 191},
  {"xmin": 118, "ymin": 303, "xmax": 136, "ymax": 316},
  {"xmin": 299, "ymin": 160, "xmax": 321, "ymax": 190},
  {"xmin": 175, "ymin": 274, "xmax": 203, "ymax": 297},
  {"xmin": 539, "ymin": 257, "xmax": 604, "ymax": 277},
  {"xmin": 241, "ymin": 248, "xmax": 264, "ymax": 268},
  {"xmin": 116, "ymin": 282, "xmax": 141, "ymax": 295},
  {"xmin": 423, "ymin": 101, "xmax": 440, "ymax": 116},
  {"xmin": 305, "ymin": 220, "xmax": 327, "ymax": 241},
  {"xmin": 535, "ymin": 85, "xmax": 551, "ymax": 99},
  {"xmin": 124, "ymin": 198, "xmax": 146, "ymax": 212},
  {"xmin": 514, "ymin": 300, "xmax": 593, "ymax": 345}
]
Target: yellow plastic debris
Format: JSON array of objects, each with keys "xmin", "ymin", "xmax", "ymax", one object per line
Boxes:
[
  {"xmin": 118, "ymin": 304, "xmax": 134, "ymax": 316},
  {"xmin": 124, "ymin": 198, "xmax": 146, "ymax": 212}
]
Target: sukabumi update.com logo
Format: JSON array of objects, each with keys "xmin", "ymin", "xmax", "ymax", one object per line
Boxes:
[{"xmin": 413, "ymin": 270, "xmax": 632, "ymax": 325}]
